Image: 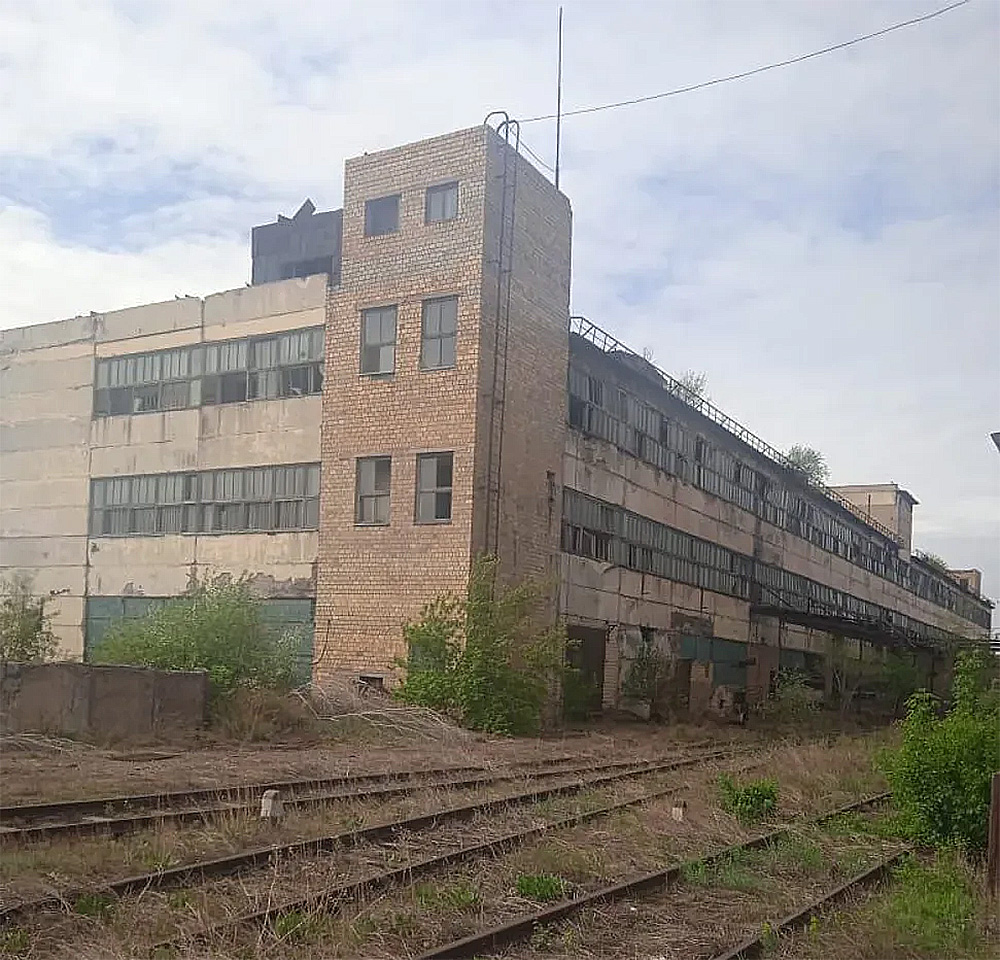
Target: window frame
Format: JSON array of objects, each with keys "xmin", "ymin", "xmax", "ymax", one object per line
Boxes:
[
  {"xmin": 364, "ymin": 194, "xmax": 401, "ymax": 237},
  {"xmin": 355, "ymin": 456, "xmax": 392, "ymax": 526},
  {"xmin": 425, "ymin": 181, "xmax": 459, "ymax": 224},
  {"xmin": 359, "ymin": 305, "xmax": 398, "ymax": 376},
  {"xmin": 415, "ymin": 451, "xmax": 454, "ymax": 524},
  {"xmin": 419, "ymin": 296, "xmax": 458, "ymax": 371}
]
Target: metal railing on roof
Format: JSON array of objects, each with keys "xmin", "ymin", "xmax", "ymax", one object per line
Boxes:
[{"xmin": 569, "ymin": 315, "xmax": 904, "ymax": 547}]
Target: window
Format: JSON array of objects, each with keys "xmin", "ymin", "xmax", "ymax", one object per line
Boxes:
[
  {"xmin": 89, "ymin": 463, "xmax": 319, "ymax": 537},
  {"xmin": 416, "ymin": 452, "xmax": 453, "ymax": 522},
  {"xmin": 420, "ymin": 297, "xmax": 457, "ymax": 369},
  {"xmin": 425, "ymin": 182, "xmax": 458, "ymax": 223},
  {"xmin": 364, "ymin": 194, "xmax": 400, "ymax": 236},
  {"xmin": 360, "ymin": 306, "xmax": 397, "ymax": 375},
  {"xmin": 93, "ymin": 327, "xmax": 324, "ymax": 418},
  {"xmin": 356, "ymin": 457, "xmax": 391, "ymax": 525}
]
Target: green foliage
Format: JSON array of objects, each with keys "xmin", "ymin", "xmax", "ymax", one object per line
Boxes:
[
  {"xmin": 91, "ymin": 575, "xmax": 301, "ymax": 702},
  {"xmin": 621, "ymin": 637, "xmax": 667, "ymax": 703},
  {"xmin": 515, "ymin": 873, "xmax": 566, "ymax": 901},
  {"xmin": 0, "ymin": 574, "xmax": 58, "ymax": 662},
  {"xmin": 395, "ymin": 556, "xmax": 565, "ymax": 736},
  {"xmin": 765, "ymin": 669, "xmax": 819, "ymax": 722},
  {"xmin": 718, "ymin": 773, "xmax": 779, "ymax": 824},
  {"xmin": 783, "ymin": 444, "xmax": 829, "ymax": 484},
  {"xmin": 0, "ymin": 927, "xmax": 30, "ymax": 957},
  {"xmin": 878, "ymin": 649, "xmax": 999, "ymax": 849},
  {"xmin": 414, "ymin": 881, "xmax": 479, "ymax": 912},
  {"xmin": 270, "ymin": 910, "xmax": 329, "ymax": 944},
  {"xmin": 74, "ymin": 892, "xmax": 114, "ymax": 919},
  {"xmin": 914, "ymin": 550, "xmax": 950, "ymax": 573},
  {"xmin": 878, "ymin": 852, "xmax": 981, "ymax": 953}
]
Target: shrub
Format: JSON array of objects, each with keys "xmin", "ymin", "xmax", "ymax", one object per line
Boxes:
[
  {"xmin": 718, "ymin": 773, "xmax": 779, "ymax": 824},
  {"xmin": 0, "ymin": 574, "xmax": 59, "ymax": 662},
  {"xmin": 765, "ymin": 668, "xmax": 819, "ymax": 722},
  {"xmin": 395, "ymin": 557, "xmax": 565, "ymax": 736},
  {"xmin": 878, "ymin": 649, "xmax": 999, "ymax": 849},
  {"xmin": 91, "ymin": 575, "xmax": 301, "ymax": 703},
  {"xmin": 515, "ymin": 873, "xmax": 566, "ymax": 901},
  {"xmin": 621, "ymin": 637, "xmax": 667, "ymax": 704}
]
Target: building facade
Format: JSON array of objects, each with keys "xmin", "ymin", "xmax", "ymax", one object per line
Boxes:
[{"xmin": 0, "ymin": 123, "xmax": 990, "ymax": 711}]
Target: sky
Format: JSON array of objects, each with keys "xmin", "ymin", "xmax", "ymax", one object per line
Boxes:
[{"xmin": 1, "ymin": 0, "xmax": 998, "ymax": 620}]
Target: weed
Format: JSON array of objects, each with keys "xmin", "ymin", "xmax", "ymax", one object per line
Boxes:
[
  {"xmin": 0, "ymin": 928, "xmax": 30, "ymax": 957},
  {"xmin": 516, "ymin": 873, "xmax": 566, "ymax": 901},
  {"xmin": 529, "ymin": 924, "xmax": 559, "ymax": 950},
  {"xmin": 878, "ymin": 650, "xmax": 999, "ymax": 849},
  {"xmin": 760, "ymin": 920, "xmax": 779, "ymax": 950},
  {"xmin": 681, "ymin": 851, "xmax": 760, "ymax": 892},
  {"xmin": 166, "ymin": 890, "xmax": 191, "ymax": 911},
  {"xmin": 772, "ymin": 835, "xmax": 825, "ymax": 872},
  {"xmin": 414, "ymin": 881, "xmax": 479, "ymax": 912},
  {"xmin": 718, "ymin": 773, "xmax": 779, "ymax": 824},
  {"xmin": 878, "ymin": 852, "xmax": 981, "ymax": 953},
  {"xmin": 74, "ymin": 892, "xmax": 115, "ymax": 920}
]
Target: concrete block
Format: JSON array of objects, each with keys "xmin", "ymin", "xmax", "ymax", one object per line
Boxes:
[
  {"xmin": 203, "ymin": 276, "xmax": 327, "ymax": 329},
  {"xmin": 0, "ymin": 535, "xmax": 88, "ymax": 569},
  {"xmin": 0, "ymin": 418, "xmax": 90, "ymax": 454}
]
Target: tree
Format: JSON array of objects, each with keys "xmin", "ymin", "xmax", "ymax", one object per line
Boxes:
[
  {"xmin": 783, "ymin": 444, "xmax": 829, "ymax": 484},
  {"xmin": 0, "ymin": 574, "xmax": 59, "ymax": 662},
  {"xmin": 673, "ymin": 370, "xmax": 708, "ymax": 400}
]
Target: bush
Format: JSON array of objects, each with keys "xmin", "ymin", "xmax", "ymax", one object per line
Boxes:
[
  {"xmin": 91, "ymin": 576, "xmax": 301, "ymax": 703},
  {"xmin": 0, "ymin": 574, "xmax": 59, "ymax": 662},
  {"xmin": 765, "ymin": 668, "xmax": 819, "ymax": 722},
  {"xmin": 395, "ymin": 556, "xmax": 564, "ymax": 736},
  {"xmin": 878, "ymin": 649, "xmax": 999, "ymax": 850},
  {"xmin": 621, "ymin": 637, "xmax": 667, "ymax": 704},
  {"xmin": 718, "ymin": 773, "xmax": 779, "ymax": 824}
]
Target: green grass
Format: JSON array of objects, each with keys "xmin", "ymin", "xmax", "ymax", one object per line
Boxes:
[
  {"xmin": 0, "ymin": 928, "xmax": 30, "ymax": 957},
  {"xmin": 717, "ymin": 773, "xmax": 778, "ymax": 824},
  {"xmin": 74, "ymin": 892, "xmax": 115, "ymax": 920},
  {"xmin": 516, "ymin": 873, "xmax": 567, "ymax": 901},
  {"xmin": 681, "ymin": 849, "xmax": 762, "ymax": 892},
  {"xmin": 877, "ymin": 853, "xmax": 982, "ymax": 954},
  {"xmin": 414, "ymin": 881, "xmax": 480, "ymax": 912}
]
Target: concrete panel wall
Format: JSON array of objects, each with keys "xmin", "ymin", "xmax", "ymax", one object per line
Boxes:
[
  {"xmin": 2, "ymin": 277, "xmax": 327, "ymax": 660},
  {"xmin": 0, "ymin": 661, "xmax": 208, "ymax": 738}
]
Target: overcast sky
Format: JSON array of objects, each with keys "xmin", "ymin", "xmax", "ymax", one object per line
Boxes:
[{"xmin": 2, "ymin": 0, "xmax": 998, "ymax": 621}]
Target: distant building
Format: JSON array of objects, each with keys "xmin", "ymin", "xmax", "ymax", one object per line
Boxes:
[
  {"xmin": 829, "ymin": 483, "xmax": 917, "ymax": 555},
  {"xmin": 0, "ymin": 123, "xmax": 991, "ymax": 714}
]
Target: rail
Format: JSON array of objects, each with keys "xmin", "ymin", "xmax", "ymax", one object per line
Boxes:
[{"xmin": 569, "ymin": 315, "xmax": 903, "ymax": 546}]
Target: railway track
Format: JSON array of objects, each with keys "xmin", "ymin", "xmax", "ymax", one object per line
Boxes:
[
  {"xmin": 0, "ymin": 750, "xmax": 720, "ymax": 843},
  {"xmin": 416, "ymin": 792, "xmax": 894, "ymax": 959},
  {"xmin": 1, "ymin": 747, "xmax": 745, "ymax": 933}
]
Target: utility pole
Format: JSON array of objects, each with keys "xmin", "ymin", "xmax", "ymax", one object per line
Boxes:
[{"xmin": 555, "ymin": 6, "xmax": 564, "ymax": 191}]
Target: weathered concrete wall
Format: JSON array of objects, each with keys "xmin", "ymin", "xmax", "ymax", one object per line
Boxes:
[
  {"xmin": 1, "ymin": 277, "xmax": 325, "ymax": 659},
  {"xmin": 1, "ymin": 321, "xmax": 95, "ymax": 656},
  {"xmin": 0, "ymin": 661, "xmax": 208, "ymax": 738}
]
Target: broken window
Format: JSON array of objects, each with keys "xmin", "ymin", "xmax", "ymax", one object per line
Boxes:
[
  {"xmin": 415, "ymin": 452, "xmax": 453, "ymax": 523},
  {"xmin": 420, "ymin": 296, "xmax": 457, "ymax": 370},
  {"xmin": 364, "ymin": 194, "xmax": 400, "ymax": 236},
  {"xmin": 89, "ymin": 464, "xmax": 320, "ymax": 537},
  {"xmin": 360, "ymin": 306, "xmax": 397, "ymax": 375},
  {"xmin": 425, "ymin": 182, "xmax": 459, "ymax": 223},
  {"xmin": 356, "ymin": 456, "xmax": 391, "ymax": 525}
]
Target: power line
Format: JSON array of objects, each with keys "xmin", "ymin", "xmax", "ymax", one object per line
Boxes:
[
  {"xmin": 520, "ymin": 0, "xmax": 971, "ymax": 124},
  {"xmin": 520, "ymin": 138, "xmax": 556, "ymax": 173}
]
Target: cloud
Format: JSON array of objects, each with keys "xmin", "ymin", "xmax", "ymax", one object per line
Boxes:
[{"xmin": 1, "ymin": 0, "xmax": 997, "ymax": 617}]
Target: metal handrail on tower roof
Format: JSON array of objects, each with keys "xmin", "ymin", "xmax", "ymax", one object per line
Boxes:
[{"xmin": 569, "ymin": 315, "xmax": 904, "ymax": 547}]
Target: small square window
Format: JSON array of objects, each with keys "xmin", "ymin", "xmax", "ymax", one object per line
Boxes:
[
  {"xmin": 364, "ymin": 194, "xmax": 400, "ymax": 237},
  {"xmin": 416, "ymin": 452, "xmax": 453, "ymax": 523},
  {"xmin": 421, "ymin": 297, "xmax": 458, "ymax": 370},
  {"xmin": 357, "ymin": 456, "xmax": 391, "ymax": 525},
  {"xmin": 360, "ymin": 306, "xmax": 397, "ymax": 375},
  {"xmin": 425, "ymin": 182, "xmax": 459, "ymax": 223}
]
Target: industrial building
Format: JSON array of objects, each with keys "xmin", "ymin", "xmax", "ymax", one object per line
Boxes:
[{"xmin": 0, "ymin": 123, "xmax": 991, "ymax": 713}]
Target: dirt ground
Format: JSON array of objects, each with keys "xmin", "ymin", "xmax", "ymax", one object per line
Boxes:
[{"xmin": 0, "ymin": 720, "xmax": 750, "ymax": 805}]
